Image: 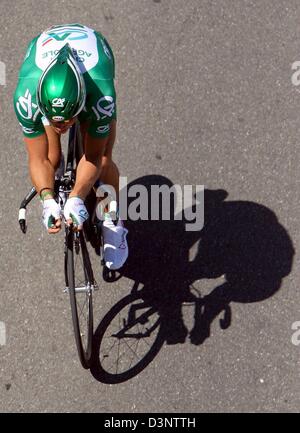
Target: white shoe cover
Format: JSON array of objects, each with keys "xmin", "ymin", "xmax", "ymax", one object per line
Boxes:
[{"xmin": 102, "ymin": 218, "xmax": 128, "ymax": 270}]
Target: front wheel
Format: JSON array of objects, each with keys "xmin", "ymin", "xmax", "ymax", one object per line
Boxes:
[{"xmin": 65, "ymin": 229, "xmax": 95, "ymax": 369}]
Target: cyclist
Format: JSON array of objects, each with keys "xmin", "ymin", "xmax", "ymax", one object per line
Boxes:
[{"xmin": 13, "ymin": 23, "xmax": 128, "ymax": 270}]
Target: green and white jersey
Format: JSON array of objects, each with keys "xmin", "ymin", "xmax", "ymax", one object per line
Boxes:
[{"xmin": 14, "ymin": 23, "xmax": 116, "ymax": 138}]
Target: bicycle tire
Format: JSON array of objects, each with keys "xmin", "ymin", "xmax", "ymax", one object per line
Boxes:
[
  {"xmin": 91, "ymin": 292, "xmax": 165, "ymax": 384},
  {"xmin": 66, "ymin": 228, "xmax": 94, "ymax": 369}
]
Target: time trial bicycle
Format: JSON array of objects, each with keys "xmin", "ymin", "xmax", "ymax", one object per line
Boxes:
[{"xmin": 18, "ymin": 122, "xmax": 102, "ymax": 369}]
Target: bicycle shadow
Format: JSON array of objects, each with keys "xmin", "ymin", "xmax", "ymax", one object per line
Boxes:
[{"xmin": 91, "ymin": 175, "xmax": 295, "ymax": 382}]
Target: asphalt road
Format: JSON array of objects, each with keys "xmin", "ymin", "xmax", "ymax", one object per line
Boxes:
[{"xmin": 0, "ymin": 0, "xmax": 300, "ymax": 413}]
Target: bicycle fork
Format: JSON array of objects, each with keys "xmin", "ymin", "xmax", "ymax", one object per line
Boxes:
[{"xmin": 63, "ymin": 230, "xmax": 99, "ymax": 295}]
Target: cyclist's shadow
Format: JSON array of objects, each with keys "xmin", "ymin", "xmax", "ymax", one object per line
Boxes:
[
  {"xmin": 91, "ymin": 175, "xmax": 294, "ymax": 382},
  {"xmin": 121, "ymin": 176, "xmax": 294, "ymax": 346}
]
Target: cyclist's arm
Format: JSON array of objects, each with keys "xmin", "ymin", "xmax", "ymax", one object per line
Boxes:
[
  {"xmin": 24, "ymin": 134, "xmax": 55, "ymax": 196},
  {"xmin": 14, "ymin": 76, "xmax": 54, "ymax": 195}
]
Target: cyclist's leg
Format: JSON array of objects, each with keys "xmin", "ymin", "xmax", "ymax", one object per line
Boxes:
[
  {"xmin": 80, "ymin": 120, "xmax": 119, "ymax": 200},
  {"xmin": 99, "ymin": 120, "xmax": 119, "ymax": 201},
  {"xmin": 79, "ymin": 119, "xmax": 128, "ymax": 269}
]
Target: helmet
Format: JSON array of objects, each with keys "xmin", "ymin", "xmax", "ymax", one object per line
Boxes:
[{"xmin": 37, "ymin": 43, "xmax": 86, "ymax": 121}]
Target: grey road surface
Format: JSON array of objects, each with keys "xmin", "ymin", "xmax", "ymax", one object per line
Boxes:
[{"xmin": 0, "ymin": 0, "xmax": 300, "ymax": 413}]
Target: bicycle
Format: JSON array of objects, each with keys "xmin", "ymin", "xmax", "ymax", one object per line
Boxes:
[
  {"xmin": 18, "ymin": 122, "xmax": 101, "ymax": 369},
  {"xmin": 18, "ymin": 125, "xmax": 228, "ymax": 380}
]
